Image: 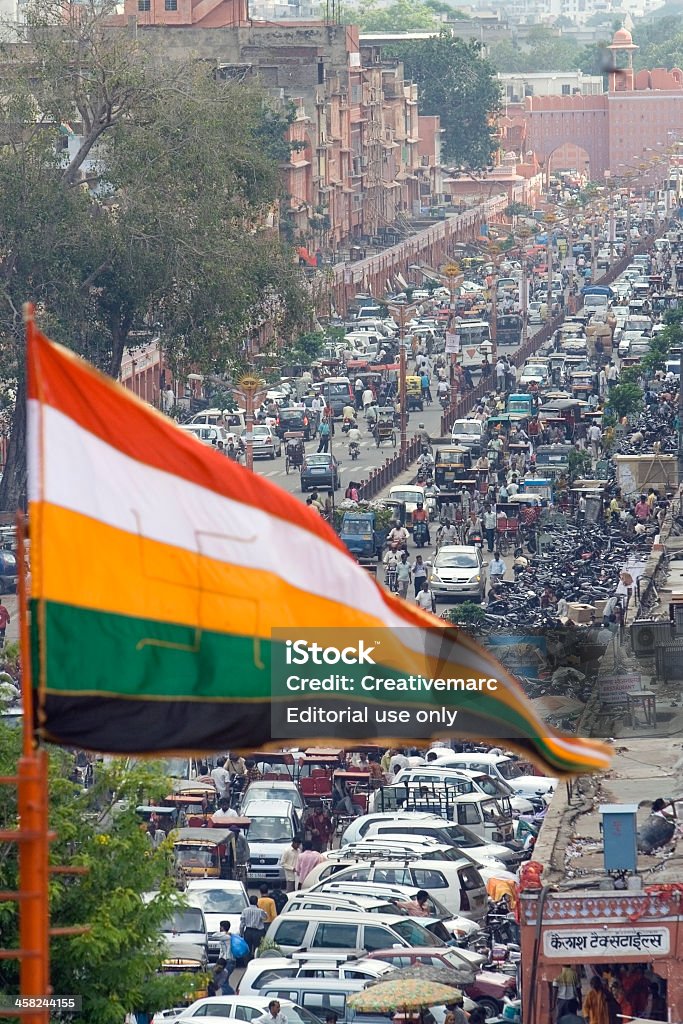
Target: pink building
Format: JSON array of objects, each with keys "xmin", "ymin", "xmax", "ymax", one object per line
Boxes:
[{"xmin": 521, "ymin": 28, "xmax": 683, "ymax": 179}]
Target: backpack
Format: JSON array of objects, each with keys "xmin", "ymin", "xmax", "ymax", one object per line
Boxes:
[{"xmin": 230, "ymin": 933, "xmax": 249, "ymax": 959}]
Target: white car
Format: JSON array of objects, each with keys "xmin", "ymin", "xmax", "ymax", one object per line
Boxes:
[
  {"xmin": 237, "ymin": 954, "xmax": 396, "ymax": 996},
  {"xmin": 527, "ymin": 301, "xmax": 543, "ymax": 324},
  {"xmin": 155, "ymin": 996, "xmax": 321, "ymax": 1024},
  {"xmin": 241, "ymin": 424, "xmax": 282, "ymax": 459},
  {"xmin": 241, "ymin": 779, "xmax": 305, "ymax": 813},
  {"xmin": 185, "ymin": 880, "xmax": 249, "ymax": 961}
]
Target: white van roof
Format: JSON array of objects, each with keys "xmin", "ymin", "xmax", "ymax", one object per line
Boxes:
[{"xmin": 244, "ymin": 799, "xmax": 295, "ymax": 816}]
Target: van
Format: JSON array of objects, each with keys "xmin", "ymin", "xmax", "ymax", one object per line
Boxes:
[
  {"xmin": 177, "ymin": 424, "xmax": 233, "ymax": 446},
  {"xmin": 314, "ymin": 377, "xmax": 354, "ymax": 418},
  {"xmin": 144, "ymin": 894, "xmax": 209, "ymax": 957},
  {"xmin": 265, "ymin": 910, "xmax": 447, "ymax": 956},
  {"xmin": 299, "ymin": 857, "xmax": 487, "ymax": 921},
  {"xmin": 426, "ymin": 752, "xmax": 555, "ymax": 801},
  {"xmin": 189, "ymin": 408, "xmax": 246, "ymax": 430},
  {"xmin": 257, "ymin": 978, "xmax": 368, "ymax": 1023},
  {"xmin": 279, "ymin": 893, "xmax": 453, "ymax": 944},
  {"xmin": 246, "ymin": 799, "xmax": 301, "ymax": 885},
  {"xmin": 348, "ymin": 809, "xmax": 520, "ymax": 859}
]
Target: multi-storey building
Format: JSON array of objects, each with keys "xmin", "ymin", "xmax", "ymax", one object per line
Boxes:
[{"xmin": 106, "ymin": 5, "xmax": 444, "ymax": 254}]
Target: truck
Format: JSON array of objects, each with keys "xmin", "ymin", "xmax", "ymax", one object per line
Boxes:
[
  {"xmin": 506, "ymin": 393, "xmax": 533, "ymax": 418},
  {"xmin": 339, "ymin": 511, "xmax": 384, "ymax": 571}
]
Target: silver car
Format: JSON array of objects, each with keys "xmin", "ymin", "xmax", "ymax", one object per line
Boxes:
[
  {"xmin": 431, "ymin": 545, "xmax": 485, "ymax": 603},
  {"xmin": 242, "ymin": 424, "xmax": 282, "ymax": 459}
]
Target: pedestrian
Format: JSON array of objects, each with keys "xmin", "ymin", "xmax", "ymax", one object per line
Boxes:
[
  {"xmin": 412, "ymin": 554, "xmax": 428, "ymax": 595},
  {"xmin": 239, "ymin": 895, "xmax": 267, "ymax": 957},
  {"xmin": 305, "ymin": 802, "xmax": 334, "ymax": 851},
  {"xmin": 495, "ymin": 357, "xmax": 506, "ymax": 392},
  {"xmin": 317, "ymin": 417, "xmax": 331, "ymax": 453},
  {"xmin": 279, "ymin": 837, "xmax": 301, "ymax": 891},
  {"xmin": 577, "ymin": 493, "xmax": 586, "ymax": 523},
  {"xmin": 210, "ymin": 757, "xmax": 231, "ymax": 802},
  {"xmin": 588, "ymin": 422, "xmax": 602, "ymax": 461},
  {"xmin": 489, "ymin": 549, "xmax": 506, "ymax": 586},
  {"xmin": 254, "ymin": 1001, "xmax": 288, "ymax": 1024},
  {"xmin": 620, "ymin": 569, "xmax": 634, "ymax": 611},
  {"xmin": 395, "ymin": 551, "xmax": 412, "ymax": 598},
  {"xmin": 482, "ymin": 503, "xmax": 496, "ymax": 552},
  {"xmin": 296, "ymin": 839, "xmax": 323, "ymax": 885},
  {"xmin": 213, "ymin": 797, "xmax": 239, "ymax": 821},
  {"xmin": 552, "ymin": 965, "xmax": 581, "ymax": 1021},
  {"xmin": 218, "ymin": 921, "xmax": 236, "ymax": 978},
  {"xmin": 415, "ymin": 579, "xmax": 435, "ymax": 613},
  {"xmin": 362, "ymin": 387, "xmax": 374, "ymax": 412},
  {"xmin": 208, "ymin": 959, "xmax": 234, "ymax": 997},
  {"xmin": 354, "ymin": 377, "xmax": 364, "ymax": 410},
  {"xmin": 257, "ymin": 884, "xmax": 278, "ymax": 923},
  {"xmin": 634, "ymin": 494, "xmax": 650, "ymax": 520},
  {"xmin": 0, "ymin": 598, "xmax": 10, "ymax": 647},
  {"xmin": 583, "ymin": 976, "xmax": 609, "ymax": 1024}
]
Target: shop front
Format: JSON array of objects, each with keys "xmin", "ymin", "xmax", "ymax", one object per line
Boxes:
[{"xmin": 520, "ymin": 890, "xmax": 683, "ymax": 1023}]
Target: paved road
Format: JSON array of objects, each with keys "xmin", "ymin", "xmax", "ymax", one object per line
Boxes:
[
  {"xmin": 249, "ymin": 326, "xmax": 544, "ymax": 501},
  {"xmin": 250, "ymin": 396, "xmax": 445, "ymax": 500}
]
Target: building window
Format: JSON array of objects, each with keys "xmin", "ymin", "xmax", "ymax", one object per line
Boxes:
[
  {"xmin": 165, "ymin": 0, "xmax": 177, "ymax": 9},
  {"xmin": 138, "ymin": 0, "xmax": 150, "ymax": 9},
  {"xmin": 562, "ymin": 84, "xmax": 571, "ymax": 95}
]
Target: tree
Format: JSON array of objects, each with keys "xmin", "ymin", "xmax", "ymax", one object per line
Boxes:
[
  {"xmin": 0, "ymin": 723, "xmax": 197, "ymax": 1023},
  {"xmin": 386, "ymin": 33, "xmax": 501, "ymax": 166},
  {"xmin": 490, "ymin": 27, "xmax": 584, "ymax": 73},
  {"xmin": 607, "ymin": 381, "xmax": 643, "ymax": 420},
  {"xmin": 349, "ymin": 0, "xmax": 442, "ymax": 31},
  {"xmin": 0, "ymin": 0, "xmax": 309, "ymax": 509}
]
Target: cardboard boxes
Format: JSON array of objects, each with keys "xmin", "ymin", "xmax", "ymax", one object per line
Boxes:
[{"xmin": 567, "ymin": 602, "xmax": 595, "ymax": 624}]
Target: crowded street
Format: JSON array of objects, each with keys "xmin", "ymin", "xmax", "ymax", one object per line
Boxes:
[{"xmin": 4, "ymin": 95, "xmax": 683, "ymax": 1024}]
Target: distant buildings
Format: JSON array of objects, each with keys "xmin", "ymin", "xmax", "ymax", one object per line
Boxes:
[{"xmin": 102, "ymin": 9, "xmax": 449, "ymax": 258}]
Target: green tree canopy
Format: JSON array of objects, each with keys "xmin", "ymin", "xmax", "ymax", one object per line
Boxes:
[
  {"xmin": 385, "ymin": 32, "xmax": 501, "ymax": 166},
  {"xmin": 0, "ymin": 721, "xmax": 197, "ymax": 1023},
  {"xmin": 0, "ymin": 0, "xmax": 309, "ymax": 509}
]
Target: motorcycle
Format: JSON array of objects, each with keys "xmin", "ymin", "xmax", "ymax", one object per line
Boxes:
[
  {"xmin": 413, "ymin": 520, "xmax": 430, "ymax": 548},
  {"xmin": 349, "ymin": 440, "xmax": 360, "ymax": 460},
  {"xmin": 439, "ymin": 390, "xmax": 450, "ymax": 409},
  {"xmin": 416, "ymin": 464, "xmax": 434, "ymax": 486}
]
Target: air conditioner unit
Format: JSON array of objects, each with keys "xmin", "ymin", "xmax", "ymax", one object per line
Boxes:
[{"xmin": 630, "ymin": 619, "xmax": 674, "ymax": 656}]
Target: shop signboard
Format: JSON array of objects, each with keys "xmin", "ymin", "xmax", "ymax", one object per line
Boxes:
[{"xmin": 544, "ymin": 926, "xmax": 670, "ymax": 958}]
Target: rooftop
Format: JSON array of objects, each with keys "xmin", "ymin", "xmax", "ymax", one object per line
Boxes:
[{"xmin": 534, "ymin": 739, "xmax": 683, "ymax": 887}]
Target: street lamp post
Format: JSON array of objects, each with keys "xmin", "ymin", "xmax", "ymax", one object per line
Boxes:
[
  {"xmin": 388, "ymin": 301, "xmax": 419, "ymax": 467},
  {"xmin": 544, "ymin": 211, "xmax": 556, "ymax": 319},
  {"xmin": 441, "ymin": 262, "xmax": 463, "ymax": 413},
  {"xmin": 234, "ymin": 374, "xmax": 266, "ymax": 472},
  {"xmin": 515, "ymin": 225, "xmax": 532, "ymax": 349}
]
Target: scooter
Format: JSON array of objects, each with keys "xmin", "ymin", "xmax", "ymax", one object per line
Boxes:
[
  {"xmin": 413, "ymin": 520, "xmax": 430, "ymax": 548},
  {"xmin": 349, "ymin": 440, "xmax": 360, "ymax": 460}
]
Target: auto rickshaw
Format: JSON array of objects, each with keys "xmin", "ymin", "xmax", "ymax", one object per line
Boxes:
[
  {"xmin": 434, "ymin": 446, "xmax": 472, "ymax": 491},
  {"xmin": 172, "ymin": 827, "xmax": 237, "ymax": 882},
  {"xmin": 406, "ymin": 375, "xmax": 424, "ymax": 412},
  {"xmin": 158, "ymin": 942, "xmax": 209, "ymax": 1002}
]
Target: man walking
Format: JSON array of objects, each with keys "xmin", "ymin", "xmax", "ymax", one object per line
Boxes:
[
  {"xmin": 395, "ymin": 552, "xmax": 412, "ymax": 599},
  {"xmin": 482, "ymin": 504, "xmax": 497, "ymax": 553},
  {"xmin": 317, "ymin": 417, "xmax": 331, "ymax": 453},
  {"xmin": 280, "ymin": 837, "xmax": 301, "ymax": 892},
  {"xmin": 489, "ymin": 550, "xmax": 507, "ymax": 587},
  {"xmin": 588, "ymin": 421, "xmax": 602, "ymax": 462},
  {"xmin": 239, "ymin": 896, "xmax": 267, "ymax": 958}
]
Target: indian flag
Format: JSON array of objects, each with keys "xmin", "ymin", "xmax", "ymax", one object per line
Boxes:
[{"xmin": 27, "ymin": 321, "xmax": 610, "ymax": 775}]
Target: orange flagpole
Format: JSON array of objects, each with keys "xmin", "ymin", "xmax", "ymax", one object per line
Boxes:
[{"xmin": 17, "ymin": 304, "xmax": 50, "ymax": 1024}]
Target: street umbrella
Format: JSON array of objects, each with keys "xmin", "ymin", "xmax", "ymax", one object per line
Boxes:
[
  {"xmin": 369, "ymin": 963, "xmax": 474, "ymax": 988},
  {"xmin": 347, "ymin": 979, "xmax": 464, "ymax": 1013}
]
